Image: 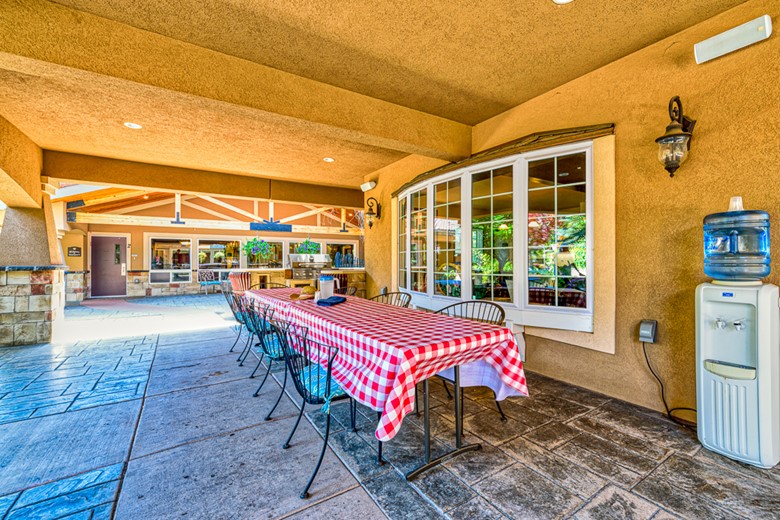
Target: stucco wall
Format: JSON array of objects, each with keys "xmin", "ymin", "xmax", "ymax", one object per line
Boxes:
[{"xmin": 365, "ymin": 0, "xmax": 780, "ymax": 416}]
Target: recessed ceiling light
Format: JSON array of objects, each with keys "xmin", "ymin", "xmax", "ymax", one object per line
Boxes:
[
  {"xmin": 323, "ymin": 157, "xmax": 335, "ymax": 163},
  {"xmin": 552, "ymin": 0, "xmax": 574, "ymax": 4},
  {"xmin": 123, "ymin": 122, "xmax": 142, "ymax": 129},
  {"xmin": 143, "ymin": 194, "xmax": 149, "ymax": 200}
]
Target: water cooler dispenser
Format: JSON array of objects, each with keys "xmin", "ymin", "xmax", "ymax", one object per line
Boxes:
[{"xmin": 696, "ymin": 197, "xmax": 780, "ymax": 468}]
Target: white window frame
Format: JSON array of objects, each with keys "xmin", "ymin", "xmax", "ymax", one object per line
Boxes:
[
  {"xmin": 146, "ymin": 234, "xmax": 194, "ymax": 284},
  {"xmin": 395, "ymin": 140, "xmax": 594, "ymax": 332}
]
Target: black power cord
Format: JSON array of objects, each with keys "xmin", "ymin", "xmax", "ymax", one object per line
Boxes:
[{"xmin": 642, "ymin": 341, "xmax": 697, "ymax": 431}]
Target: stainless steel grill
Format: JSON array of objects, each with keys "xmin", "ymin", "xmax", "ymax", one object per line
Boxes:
[{"xmin": 289, "ymin": 254, "xmax": 331, "ymax": 280}]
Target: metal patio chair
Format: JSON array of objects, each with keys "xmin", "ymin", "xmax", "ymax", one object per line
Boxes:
[
  {"xmin": 244, "ymin": 302, "xmax": 285, "ymax": 390},
  {"xmin": 221, "ymin": 283, "xmax": 247, "ymax": 353},
  {"xmin": 197, "ymin": 268, "xmax": 221, "ymax": 294},
  {"xmin": 368, "ymin": 291, "xmax": 411, "ymax": 308},
  {"xmin": 335, "ymin": 286, "xmax": 357, "ymax": 296},
  {"xmin": 420, "ymin": 301, "xmax": 510, "ymax": 421},
  {"xmin": 270, "ymin": 319, "xmax": 357, "ymax": 499}
]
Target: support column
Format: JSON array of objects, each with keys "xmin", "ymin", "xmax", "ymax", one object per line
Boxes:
[{"xmin": 0, "ymin": 116, "xmax": 66, "ymax": 346}]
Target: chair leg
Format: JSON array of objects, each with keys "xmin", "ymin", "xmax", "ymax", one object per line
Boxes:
[
  {"xmin": 249, "ymin": 352, "xmax": 265, "ymax": 378},
  {"xmin": 229, "ymin": 323, "xmax": 243, "ymax": 352},
  {"xmin": 442, "ymin": 379, "xmax": 453, "ymax": 399},
  {"xmin": 253, "ymin": 360, "xmax": 273, "ymax": 397},
  {"xmin": 238, "ymin": 334, "xmax": 253, "ymax": 365},
  {"xmin": 284, "ymin": 398, "xmax": 306, "ymax": 449},
  {"xmin": 377, "ymin": 411, "xmax": 384, "ymax": 465},
  {"xmin": 350, "ymin": 399, "xmax": 357, "ymax": 432},
  {"xmin": 264, "ymin": 366, "xmax": 288, "ymax": 421},
  {"xmin": 300, "ymin": 410, "xmax": 331, "ymax": 499}
]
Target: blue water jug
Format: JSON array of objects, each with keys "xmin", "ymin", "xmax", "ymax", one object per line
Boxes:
[{"xmin": 703, "ymin": 207, "xmax": 770, "ymax": 281}]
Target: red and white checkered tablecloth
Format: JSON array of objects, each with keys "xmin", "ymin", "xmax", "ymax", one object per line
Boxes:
[{"xmin": 246, "ymin": 288, "xmax": 528, "ymax": 442}]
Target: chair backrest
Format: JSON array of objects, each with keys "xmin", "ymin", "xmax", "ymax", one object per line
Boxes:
[
  {"xmin": 198, "ymin": 269, "xmax": 216, "ymax": 282},
  {"xmin": 221, "ymin": 284, "xmax": 242, "ymax": 320},
  {"xmin": 241, "ymin": 297, "xmax": 268, "ymax": 335},
  {"xmin": 368, "ymin": 292, "xmax": 412, "ymax": 308},
  {"xmin": 229, "ymin": 271, "xmax": 251, "ymax": 292},
  {"xmin": 250, "ymin": 281, "xmax": 287, "ymax": 290},
  {"xmin": 335, "ymin": 285, "xmax": 357, "ymax": 296},
  {"xmin": 434, "ymin": 301, "xmax": 505, "ymax": 325},
  {"xmin": 270, "ymin": 319, "xmax": 337, "ymax": 405}
]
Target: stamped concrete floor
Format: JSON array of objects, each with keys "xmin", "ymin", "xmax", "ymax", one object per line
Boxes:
[{"xmin": 1, "ymin": 294, "xmax": 778, "ymax": 519}]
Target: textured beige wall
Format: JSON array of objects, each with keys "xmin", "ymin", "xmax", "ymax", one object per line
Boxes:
[
  {"xmin": 61, "ymin": 231, "xmax": 86, "ymax": 271},
  {"xmin": 364, "ymin": 155, "xmax": 449, "ymax": 297},
  {"xmin": 367, "ymin": 0, "xmax": 780, "ymax": 416},
  {"xmin": 0, "ymin": 115, "xmax": 42, "ymax": 208}
]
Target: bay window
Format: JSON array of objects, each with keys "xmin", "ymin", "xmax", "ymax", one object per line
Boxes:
[{"xmin": 396, "ymin": 141, "xmax": 593, "ymax": 332}]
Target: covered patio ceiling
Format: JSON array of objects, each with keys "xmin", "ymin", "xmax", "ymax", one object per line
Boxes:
[{"xmin": 0, "ymin": 0, "xmax": 745, "ymax": 190}]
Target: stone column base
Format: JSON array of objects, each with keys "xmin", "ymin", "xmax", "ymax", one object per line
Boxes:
[{"xmin": 0, "ymin": 267, "xmax": 65, "ymax": 346}]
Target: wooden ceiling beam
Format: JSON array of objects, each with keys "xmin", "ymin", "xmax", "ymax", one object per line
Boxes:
[{"xmin": 44, "ymin": 151, "xmax": 365, "ymax": 208}]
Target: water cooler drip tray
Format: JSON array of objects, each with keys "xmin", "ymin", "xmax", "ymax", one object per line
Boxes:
[{"xmin": 704, "ymin": 359, "xmax": 756, "ymax": 380}]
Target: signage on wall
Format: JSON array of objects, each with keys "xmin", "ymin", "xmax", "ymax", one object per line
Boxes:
[
  {"xmin": 250, "ymin": 219, "xmax": 293, "ymax": 232},
  {"xmin": 67, "ymin": 246, "xmax": 82, "ymax": 257}
]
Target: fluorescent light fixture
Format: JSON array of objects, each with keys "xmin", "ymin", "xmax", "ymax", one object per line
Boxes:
[
  {"xmin": 695, "ymin": 15, "xmax": 773, "ymax": 64},
  {"xmin": 360, "ymin": 180, "xmax": 377, "ymax": 192},
  {"xmin": 323, "ymin": 157, "xmax": 335, "ymax": 163},
  {"xmin": 123, "ymin": 122, "xmax": 142, "ymax": 129}
]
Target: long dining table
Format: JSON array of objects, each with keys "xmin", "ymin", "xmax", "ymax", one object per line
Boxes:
[{"xmin": 245, "ymin": 287, "xmax": 528, "ymax": 477}]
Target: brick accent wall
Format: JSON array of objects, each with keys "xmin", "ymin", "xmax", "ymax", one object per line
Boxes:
[{"xmin": 0, "ymin": 269, "xmax": 64, "ymax": 346}]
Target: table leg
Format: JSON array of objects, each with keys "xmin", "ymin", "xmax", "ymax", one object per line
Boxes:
[{"xmin": 405, "ymin": 367, "xmax": 481, "ymax": 481}]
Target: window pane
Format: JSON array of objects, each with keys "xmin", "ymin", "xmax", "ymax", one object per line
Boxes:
[
  {"xmin": 528, "ymin": 215, "xmax": 555, "ymax": 247},
  {"xmin": 289, "ymin": 241, "xmax": 321, "ymax": 254},
  {"xmin": 558, "ymin": 245, "xmax": 586, "ymax": 277},
  {"xmin": 399, "ymin": 269, "xmax": 407, "ymax": 289},
  {"xmin": 435, "ymin": 182, "xmax": 448, "ymax": 205},
  {"xmin": 492, "ymin": 221, "xmax": 513, "ymax": 248},
  {"xmin": 472, "ymin": 249, "xmax": 499, "ymax": 275},
  {"xmin": 151, "ymin": 238, "xmax": 191, "ymax": 270},
  {"xmin": 197, "ymin": 240, "xmax": 240, "ymax": 269},
  {"xmin": 558, "ymin": 277, "xmax": 587, "ymax": 308},
  {"xmin": 558, "ymin": 184, "xmax": 586, "ymax": 215},
  {"xmin": 529, "ymin": 158, "xmax": 555, "ymax": 187},
  {"xmin": 472, "ymin": 276, "xmax": 492, "ymax": 301},
  {"xmin": 412, "ymin": 271, "xmax": 427, "ymax": 293},
  {"xmin": 247, "ymin": 241, "xmax": 283, "ymax": 268},
  {"xmin": 472, "ymin": 197, "xmax": 492, "ymax": 221},
  {"xmin": 448, "ymin": 179, "xmax": 461, "ymax": 203},
  {"xmin": 472, "ymin": 223, "xmax": 491, "ymax": 249},
  {"xmin": 528, "ymin": 188, "xmax": 555, "ymax": 213},
  {"xmin": 493, "ymin": 194, "xmax": 513, "ymax": 218},
  {"xmin": 557, "ymin": 215, "xmax": 586, "ymax": 245},
  {"xmin": 529, "ymin": 248, "xmax": 555, "ymax": 276},
  {"xmin": 326, "ymin": 243, "xmax": 356, "ymax": 267},
  {"xmin": 557, "ymin": 152, "xmax": 586, "ymax": 185},
  {"xmin": 492, "ymin": 166, "xmax": 513, "ymax": 195},
  {"xmin": 494, "ymin": 275, "xmax": 513, "ymax": 303},
  {"xmin": 528, "ymin": 277, "xmax": 556, "ymax": 306},
  {"xmin": 494, "ymin": 248, "xmax": 513, "ymax": 275},
  {"xmin": 472, "ymin": 171, "xmax": 491, "ymax": 198}
]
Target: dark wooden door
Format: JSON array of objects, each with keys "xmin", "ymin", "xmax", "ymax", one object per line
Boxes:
[{"xmin": 91, "ymin": 236, "xmax": 127, "ymax": 297}]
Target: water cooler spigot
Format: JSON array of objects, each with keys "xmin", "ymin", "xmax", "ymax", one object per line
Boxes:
[
  {"xmin": 714, "ymin": 318, "xmax": 727, "ymax": 329},
  {"xmin": 733, "ymin": 320, "xmax": 744, "ymax": 332}
]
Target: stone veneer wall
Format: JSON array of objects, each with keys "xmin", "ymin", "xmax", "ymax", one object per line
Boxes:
[
  {"xmin": 64, "ymin": 271, "xmax": 88, "ymax": 305},
  {"xmin": 0, "ymin": 269, "xmax": 65, "ymax": 346}
]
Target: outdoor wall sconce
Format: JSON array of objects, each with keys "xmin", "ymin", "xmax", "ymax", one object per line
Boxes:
[
  {"xmin": 365, "ymin": 197, "xmax": 381, "ymax": 229},
  {"xmin": 655, "ymin": 96, "xmax": 696, "ymax": 177}
]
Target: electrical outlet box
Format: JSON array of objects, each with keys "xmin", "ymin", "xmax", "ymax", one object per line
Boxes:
[{"xmin": 639, "ymin": 320, "xmax": 658, "ymax": 343}]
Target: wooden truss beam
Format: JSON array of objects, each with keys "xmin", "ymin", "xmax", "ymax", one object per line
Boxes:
[{"xmin": 71, "ymin": 211, "xmax": 362, "ymax": 235}]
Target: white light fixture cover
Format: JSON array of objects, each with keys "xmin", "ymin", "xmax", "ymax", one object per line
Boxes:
[{"xmin": 695, "ymin": 15, "xmax": 773, "ymax": 64}]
